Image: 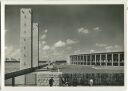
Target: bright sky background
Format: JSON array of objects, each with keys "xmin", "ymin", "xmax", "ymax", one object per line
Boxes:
[{"xmin": 5, "ymin": 5, "xmax": 124, "ymax": 62}]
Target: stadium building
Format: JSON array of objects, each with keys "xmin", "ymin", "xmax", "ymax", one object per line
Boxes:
[{"xmin": 70, "ymin": 52, "xmax": 124, "ymax": 66}]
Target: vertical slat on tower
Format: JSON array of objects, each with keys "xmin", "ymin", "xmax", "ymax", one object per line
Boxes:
[{"xmin": 32, "ymin": 23, "xmax": 39, "ymax": 67}]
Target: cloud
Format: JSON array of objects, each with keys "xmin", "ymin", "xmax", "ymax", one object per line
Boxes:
[
  {"xmin": 49, "ymin": 39, "xmax": 77, "ymax": 52},
  {"xmin": 44, "ymin": 29, "xmax": 48, "ymax": 33},
  {"xmin": 39, "ymin": 39, "xmax": 76, "ymax": 61},
  {"xmin": 39, "ymin": 40, "xmax": 49, "ymax": 50},
  {"xmin": 96, "ymin": 43, "xmax": 107, "ymax": 47},
  {"xmin": 40, "ymin": 29, "xmax": 48, "ymax": 40},
  {"xmin": 5, "ymin": 46, "xmax": 20, "ymax": 60},
  {"xmin": 93, "ymin": 27, "xmax": 102, "ymax": 32},
  {"xmin": 39, "ymin": 42, "xmax": 72, "ymax": 62},
  {"xmin": 74, "ymin": 49, "xmax": 97, "ymax": 54},
  {"xmin": 66, "ymin": 46, "xmax": 72, "ymax": 50},
  {"xmin": 66, "ymin": 39, "xmax": 78, "ymax": 45},
  {"xmin": 42, "ymin": 41, "xmax": 47, "ymax": 45},
  {"xmin": 90, "ymin": 49, "xmax": 95, "ymax": 53},
  {"xmin": 10, "ymin": 49, "xmax": 20, "ymax": 59},
  {"xmin": 74, "ymin": 49, "xmax": 86, "ymax": 54},
  {"xmin": 43, "ymin": 45, "xmax": 50, "ymax": 50},
  {"xmin": 105, "ymin": 46, "xmax": 113, "ymax": 52},
  {"xmin": 54, "ymin": 40, "xmax": 66, "ymax": 48},
  {"xmin": 114, "ymin": 45, "xmax": 121, "ymax": 48},
  {"xmin": 41, "ymin": 34, "xmax": 46, "ymax": 40},
  {"xmin": 40, "ymin": 39, "xmax": 77, "ymax": 51},
  {"xmin": 78, "ymin": 27, "xmax": 89, "ymax": 34},
  {"xmin": 5, "ymin": 46, "xmax": 14, "ymax": 57},
  {"xmin": 105, "ymin": 45, "xmax": 123, "ymax": 52},
  {"xmin": 53, "ymin": 39, "xmax": 77, "ymax": 48}
]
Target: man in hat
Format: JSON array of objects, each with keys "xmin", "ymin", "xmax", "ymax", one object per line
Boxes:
[{"xmin": 49, "ymin": 77, "xmax": 54, "ymax": 87}]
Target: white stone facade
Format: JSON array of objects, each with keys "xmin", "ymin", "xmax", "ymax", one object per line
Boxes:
[
  {"xmin": 32, "ymin": 23, "xmax": 39, "ymax": 67},
  {"xmin": 20, "ymin": 8, "xmax": 32, "ymax": 70}
]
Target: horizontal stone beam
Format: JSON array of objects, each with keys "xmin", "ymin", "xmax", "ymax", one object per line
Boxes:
[{"xmin": 5, "ymin": 63, "xmax": 50, "ymax": 80}]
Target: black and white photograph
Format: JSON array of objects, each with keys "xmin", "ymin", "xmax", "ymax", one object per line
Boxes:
[{"xmin": 5, "ymin": 4, "xmax": 124, "ymax": 87}]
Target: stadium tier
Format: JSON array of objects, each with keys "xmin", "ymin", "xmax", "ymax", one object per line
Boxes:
[{"xmin": 70, "ymin": 52, "xmax": 124, "ymax": 66}]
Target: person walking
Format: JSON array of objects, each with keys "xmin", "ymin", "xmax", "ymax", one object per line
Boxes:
[
  {"xmin": 49, "ymin": 77, "xmax": 54, "ymax": 87},
  {"xmin": 65, "ymin": 81, "xmax": 69, "ymax": 86},
  {"xmin": 89, "ymin": 79, "xmax": 93, "ymax": 86}
]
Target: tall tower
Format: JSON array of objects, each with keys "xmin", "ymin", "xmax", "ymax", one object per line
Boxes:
[
  {"xmin": 32, "ymin": 23, "xmax": 39, "ymax": 67},
  {"xmin": 20, "ymin": 8, "xmax": 32, "ymax": 70}
]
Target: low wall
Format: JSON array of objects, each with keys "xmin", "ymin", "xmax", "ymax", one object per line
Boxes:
[
  {"xmin": 36, "ymin": 72, "xmax": 62, "ymax": 86},
  {"xmin": 5, "ymin": 72, "xmax": 124, "ymax": 86}
]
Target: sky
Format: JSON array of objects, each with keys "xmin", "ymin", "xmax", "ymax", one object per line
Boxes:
[{"xmin": 5, "ymin": 5, "xmax": 124, "ymax": 62}]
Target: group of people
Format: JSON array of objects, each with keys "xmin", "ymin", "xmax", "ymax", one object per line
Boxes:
[{"xmin": 49, "ymin": 77, "xmax": 94, "ymax": 87}]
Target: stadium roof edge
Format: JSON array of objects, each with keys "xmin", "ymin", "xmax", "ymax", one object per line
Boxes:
[{"xmin": 70, "ymin": 51, "xmax": 124, "ymax": 56}]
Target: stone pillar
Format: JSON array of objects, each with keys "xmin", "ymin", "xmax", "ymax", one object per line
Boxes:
[
  {"xmin": 95, "ymin": 54, "xmax": 96, "ymax": 65},
  {"xmin": 82, "ymin": 55, "xmax": 84, "ymax": 65},
  {"xmin": 70, "ymin": 56, "xmax": 73, "ymax": 64},
  {"xmin": 100, "ymin": 54, "xmax": 101, "ymax": 66},
  {"xmin": 77, "ymin": 55, "xmax": 78, "ymax": 65},
  {"xmin": 112, "ymin": 53, "xmax": 113, "ymax": 66},
  {"xmin": 90, "ymin": 55, "xmax": 92, "ymax": 65},
  {"xmin": 84, "ymin": 55, "xmax": 85, "ymax": 65},
  {"xmin": 118, "ymin": 53, "xmax": 120, "ymax": 66},
  {"xmin": 12, "ymin": 77, "xmax": 15, "ymax": 86},
  {"xmin": 20, "ymin": 8, "xmax": 32, "ymax": 85},
  {"xmin": 105, "ymin": 54, "xmax": 107, "ymax": 66},
  {"xmin": 20, "ymin": 8, "xmax": 32, "ymax": 70},
  {"xmin": 73, "ymin": 56, "xmax": 75, "ymax": 64},
  {"xmin": 32, "ymin": 23, "xmax": 39, "ymax": 67},
  {"xmin": 80, "ymin": 55, "xmax": 81, "ymax": 65},
  {"xmin": 86, "ymin": 55, "xmax": 87, "ymax": 65},
  {"xmin": 72, "ymin": 56, "xmax": 74, "ymax": 64},
  {"xmin": 70, "ymin": 56, "xmax": 71, "ymax": 64},
  {"xmin": 75, "ymin": 56, "xmax": 77, "ymax": 65}
]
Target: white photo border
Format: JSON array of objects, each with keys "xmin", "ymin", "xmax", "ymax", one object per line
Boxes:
[{"xmin": 1, "ymin": 0, "xmax": 127, "ymax": 91}]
